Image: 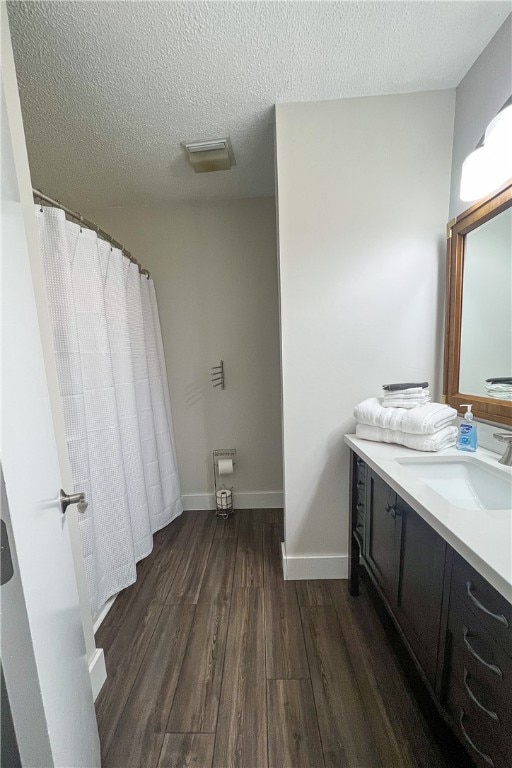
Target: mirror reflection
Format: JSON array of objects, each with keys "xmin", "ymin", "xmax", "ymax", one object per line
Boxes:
[{"xmin": 459, "ymin": 207, "xmax": 512, "ymax": 399}]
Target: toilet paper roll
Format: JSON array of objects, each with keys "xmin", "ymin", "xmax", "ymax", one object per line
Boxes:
[
  {"xmin": 218, "ymin": 458, "xmax": 234, "ymax": 475},
  {"xmin": 216, "ymin": 489, "xmax": 233, "ymax": 510}
]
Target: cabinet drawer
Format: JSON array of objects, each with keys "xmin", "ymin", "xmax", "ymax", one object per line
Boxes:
[
  {"xmin": 452, "ymin": 552, "xmax": 512, "ymax": 656},
  {"xmin": 355, "ymin": 458, "xmax": 366, "ymax": 492},
  {"xmin": 445, "ymin": 593, "xmax": 512, "ymax": 758},
  {"xmin": 354, "ymin": 521, "xmax": 364, "ymax": 550},
  {"xmin": 354, "ymin": 500, "xmax": 365, "ymax": 548},
  {"xmin": 446, "ymin": 680, "xmax": 510, "ymax": 768},
  {"xmin": 352, "ymin": 455, "xmax": 366, "ymax": 508},
  {"xmin": 355, "ymin": 477, "xmax": 366, "ymax": 503},
  {"xmin": 355, "ymin": 455, "xmax": 367, "ymax": 477},
  {"xmin": 351, "ymin": 453, "xmax": 367, "ymax": 554},
  {"xmin": 355, "ymin": 489, "xmax": 365, "ymax": 521},
  {"xmin": 355, "ymin": 503, "xmax": 365, "ymax": 530}
]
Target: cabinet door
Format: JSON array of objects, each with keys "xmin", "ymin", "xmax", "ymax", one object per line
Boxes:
[
  {"xmin": 365, "ymin": 470, "xmax": 401, "ymax": 606},
  {"xmin": 395, "ymin": 499, "xmax": 446, "ymax": 685}
]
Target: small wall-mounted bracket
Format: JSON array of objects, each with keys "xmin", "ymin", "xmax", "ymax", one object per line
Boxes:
[{"xmin": 211, "ymin": 361, "xmax": 225, "ymax": 389}]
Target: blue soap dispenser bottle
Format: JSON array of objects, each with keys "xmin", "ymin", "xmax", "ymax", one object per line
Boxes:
[{"xmin": 457, "ymin": 404, "xmax": 478, "ymax": 452}]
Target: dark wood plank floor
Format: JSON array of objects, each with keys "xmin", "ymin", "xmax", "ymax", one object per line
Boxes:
[{"xmin": 95, "ymin": 509, "xmax": 451, "ymax": 768}]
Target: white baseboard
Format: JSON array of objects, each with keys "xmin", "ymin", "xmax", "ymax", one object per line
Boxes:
[
  {"xmin": 181, "ymin": 491, "xmax": 283, "ymax": 511},
  {"xmin": 281, "ymin": 541, "xmax": 288, "ymax": 580},
  {"xmin": 93, "ymin": 592, "xmax": 118, "ymax": 633},
  {"xmin": 90, "ymin": 592, "xmax": 117, "ymax": 701},
  {"xmin": 88, "ymin": 647, "xmax": 107, "ymax": 701},
  {"xmin": 281, "ymin": 541, "xmax": 348, "ymax": 580}
]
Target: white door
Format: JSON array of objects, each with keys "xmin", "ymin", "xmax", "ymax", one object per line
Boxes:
[{"xmin": 1, "ymin": 62, "xmax": 100, "ymax": 768}]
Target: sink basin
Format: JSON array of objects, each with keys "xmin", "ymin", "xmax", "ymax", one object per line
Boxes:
[{"xmin": 396, "ymin": 456, "xmax": 512, "ymax": 511}]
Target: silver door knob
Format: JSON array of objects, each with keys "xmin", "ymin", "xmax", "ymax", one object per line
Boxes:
[{"xmin": 60, "ymin": 489, "xmax": 88, "ymax": 515}]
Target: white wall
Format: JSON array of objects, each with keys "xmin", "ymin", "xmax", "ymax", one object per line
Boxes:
[
  {"xmin": 87, "ymin": 198, "xmax": 283, "ymax": 509},
  {"xmin": 449, "ymin": 14, "xmax": 512, "ymax": 220},
  {"xmin": 449, "ymin": 13, "xmax": 512, "ymax": 451},
  {"xmin": 275, "ymin": 90, "xmax": 455, "ymax": 578}
]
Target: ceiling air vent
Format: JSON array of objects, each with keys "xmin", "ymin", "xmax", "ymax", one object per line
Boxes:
[{"xmin": 182, "ymin": 138, "xmax": 235, "ymax": 173}]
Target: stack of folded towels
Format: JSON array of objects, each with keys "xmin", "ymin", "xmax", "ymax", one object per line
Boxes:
[
  {"xmin": 382, "ymin": 381, "xmax": 430, "ymax": 408},
  {"xmin": 354, "ymin": 381, "xmax": 458, "ymax": 451},
  {"xmin": 485, "ymin": 377, "xmax": 512, "ymax": 400}
]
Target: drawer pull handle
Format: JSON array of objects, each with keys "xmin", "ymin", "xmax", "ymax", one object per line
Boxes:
[
  {"xmin": 466, "ymin": 581, "xmax": 509, "ymax": 628},
  {"xmin": 355, "ymin": 523, "xmax": 364, "ymax": 530},
  {"xmin": 356, "ymin": 502, "xmax": 364, "ymax": 511},
  {"xmin": 356, "ymin": 481, "xmax": 365, "ymax": 489},
  {"xmin": 356, "ymin": 459, "xmax": 365, "ymax": 468},
  {"xmin": 463, "ymin": 668, "xmax": 499, "ymax": 722},
  {"xmin": 459, "ymin": 709, "xmax": 495, "ymax": 767},
  {"xmin": 463, "ymin": 627, "xmax": 502, "ymax": 678}
]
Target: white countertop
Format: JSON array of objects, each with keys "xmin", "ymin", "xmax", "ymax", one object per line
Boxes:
[{"xmin": 344, "ymin": 435, "xmax": 512, "ymax": 603}]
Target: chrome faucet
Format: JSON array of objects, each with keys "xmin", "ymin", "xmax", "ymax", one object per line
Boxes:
[{"xmin": 494, "ymin": 433, "xmax": 512, "ymax": 466}]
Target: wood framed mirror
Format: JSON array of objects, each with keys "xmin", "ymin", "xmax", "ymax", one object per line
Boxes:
[{"xmin": 444, "ymin": 179, "xmax": 512, "ymax": 426}]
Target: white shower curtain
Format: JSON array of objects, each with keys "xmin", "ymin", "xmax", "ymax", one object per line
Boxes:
[{"xmin": 37, "ymin": 205, "xmax": 182, "ymax": 617}]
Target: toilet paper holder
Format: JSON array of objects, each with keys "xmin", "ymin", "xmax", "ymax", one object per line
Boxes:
[{"xmin": 212, "ymin": 448, "xmax": 236, "ymax": 519}]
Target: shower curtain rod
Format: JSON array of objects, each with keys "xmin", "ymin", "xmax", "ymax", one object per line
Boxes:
[{"xmin": 32, "ymin": 188, "xmax": 151, "ymax": 278}]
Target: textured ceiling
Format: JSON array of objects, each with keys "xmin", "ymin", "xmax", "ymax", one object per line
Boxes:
[{"xmin": 8, "ymin": 1, "xmax": 511, "ymax": 207}]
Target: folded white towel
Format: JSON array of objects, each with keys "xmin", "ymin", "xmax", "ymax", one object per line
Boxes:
[
  {"xmin": 354, "ymin": 398, "xmax": 457, "ymax": 434},
  {"xmin": 383, "ymin": 388, "xmax": 430, "ymax": 398},
  {"xmin": 356, "ymin": 423, "xmax": 458, "ymax": 452},
  {"xmin": 488, "ymin": 391, "xmax": 512, "ymax": 400},
  {"xmin": 486, "ymin": 383, "xmax": 512, "ymax": 393},
  {"xmin": 382, "ymin": 396, "xmax": 431, "ymax": 409}
]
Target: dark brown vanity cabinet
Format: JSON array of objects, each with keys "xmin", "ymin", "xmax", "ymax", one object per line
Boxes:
[
  {"xmin": 352, "ymin": 454, "xmax": 367, "ymax": 546},
  {"xmin": 363, "ymin": 464, "xmax": 445, "ymax": 685},
  {"xmin": 348, "ymin": 450, "xmax": 512, "ymax": 768},
  {"xmin": 441, "ymin": 553, "xmax": 512, "ymax": 768}
]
